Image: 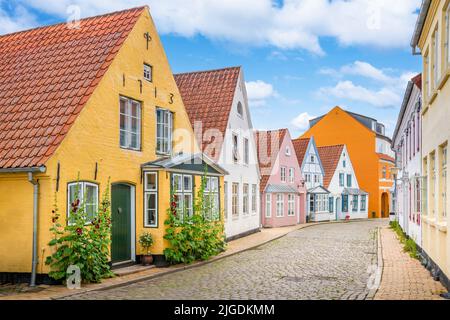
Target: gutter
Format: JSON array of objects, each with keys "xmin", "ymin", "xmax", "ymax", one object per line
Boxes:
[
  {"xmin": 0, "ymin": 166, "xmax": 46, "ymax": 174},
  {"xmin": 411, "ymin": 0, "xmax": 432, "ymax": 55},
  {"xmin": 28, "ymin": 172, "xmax": 39, "ymax": 287},
  {"xmin": 0, "ymin": 166, "xmax": 46, "ymax": 287}
]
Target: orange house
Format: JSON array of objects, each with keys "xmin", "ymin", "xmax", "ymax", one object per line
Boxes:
[{"xmin": 300, "ymin": 107, "xmax": 395, "ymax": 218}]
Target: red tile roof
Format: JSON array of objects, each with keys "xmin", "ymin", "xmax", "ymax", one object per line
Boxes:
[
  {"xmin": 0, "ymin": 7, "xmax": 145, "ymax": 169},
  {"xmin": 412, "ymin": 73, "xmax": 422, "ymax": 90},
  {"xmin": 377, "ymin": 153, "xmax": 395, "ymax": 163},
  {"xmin": 174, "ymin": 67, "xmax": 241, "ymax": 160},
  {"xmin": 255, "ymin": 129, "xmax": 288, "ymax": 192},
  {"xmin": 292, "ymin": 138, "xmax": 310, "ymax": 165},
  {"xmin": 317, "ymin": 145, "xmax": 344, "ymax": 188}
]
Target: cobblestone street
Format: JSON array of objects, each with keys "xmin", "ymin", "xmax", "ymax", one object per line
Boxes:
[{"xmin": 64, "ymin": 220, "xmax": 386, "ymax": 300}]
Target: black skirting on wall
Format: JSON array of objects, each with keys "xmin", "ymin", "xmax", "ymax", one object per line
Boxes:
[
  {"xmin": 420, "ymin": 247, "xmax": 450, "ymax": 291},
  {"xmin": 225, "ymin": 227, "xmax": 261, "ymax": 242},
  {"xmin": 0, "ymin": 272, "xmax": 61, "ymax": 285}
]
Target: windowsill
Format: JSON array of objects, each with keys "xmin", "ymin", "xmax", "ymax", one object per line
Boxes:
[
  {"xmin": 120, "ymin": 146, "xmax": 142, "ymax": 153},
  {"xmin": 437, "ymin": 69, "xmax": 450, "ymax": 91},
  {"xmin": 156, "ymin": 151, "xmax": 171, "ymax": 157},
  {"xmin": 437, "ymin": 221, "xmax": 448, "ymax": 233},
  {"xmin": 428, "ymin": 90, "xmax": 438, "ymax": 105},
  {"xmin": 422, "ymin": 104, "xmax": 429, "ymax": 116}
]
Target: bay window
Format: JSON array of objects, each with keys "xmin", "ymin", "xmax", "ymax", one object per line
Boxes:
[
  {"xmin": 205, "ymin": 176, "xmax": 220, "ymax": 220},
  {"xmin": 265, "ymin": 194, "xmax": 272, "ymax": 218},
  {"xmin": 352, "ymin": 195, "xmax": 359, "ymax": 212},
  {"xmin": 144, "ymin": 172, "xmax": 158, "ymax": 227},
  {"xmin": 276, "ymin": 194, "xmax": 284, "ymax": 217},
  {"xmin": 172, "ymin": 174, "xmax": 193, "ymax": 221},
  {"xmin": 361, "ymin": 195, "xmax": 367, "ymax": 211}
]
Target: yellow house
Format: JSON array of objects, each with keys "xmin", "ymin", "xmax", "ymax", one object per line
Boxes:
[
  {"xmin": 0, "ymin": 6, "xmax": 227, "ymax": 284},
  {"xmin": 411, "ymin": 0, "xmax": 450, "ymax": 290}
]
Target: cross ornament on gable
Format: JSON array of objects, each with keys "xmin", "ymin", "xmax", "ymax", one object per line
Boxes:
[{"xmin": 144, "ymin": 32, "xmax": 152, "ymax": 50}]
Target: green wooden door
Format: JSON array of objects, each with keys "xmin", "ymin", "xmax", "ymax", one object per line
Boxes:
[{"xmin": 111, "ymin": 184, "xmax": 132, "ymax": 263}]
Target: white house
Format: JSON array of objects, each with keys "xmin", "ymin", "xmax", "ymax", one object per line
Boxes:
[
  {"xmin": 318, "ymin": 145, "xmax": 369, "ymax": 221},
  {"xmin": 292, "ymin": 136, "xmax": 330, "ymax": 222},
  {"xmin": 392, "ymin": 74, "xmax": 422, "ymax": 247},
  {"xmin": 175, "ymin": 67, "xmax": 261, "ymax": 240}
]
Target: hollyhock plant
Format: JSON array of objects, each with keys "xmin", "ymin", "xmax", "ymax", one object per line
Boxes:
[{"xmin": 46, "ymin": 178, "xmax": 113, "ymax": 284}]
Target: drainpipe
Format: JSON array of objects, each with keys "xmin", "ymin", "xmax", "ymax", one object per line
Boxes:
[{"xmin": 28, "ymin": 172, "xmax": 39, "ymax": 287}]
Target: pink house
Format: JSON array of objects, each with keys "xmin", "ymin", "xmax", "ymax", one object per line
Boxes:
[{"xmin": 256, "ymin": 129, "xmax": 307, "ymax": 228}]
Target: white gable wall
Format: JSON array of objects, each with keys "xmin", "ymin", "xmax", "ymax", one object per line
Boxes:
[
  {"xmin": 327, "ymin": 146, "xmax": 368, "ymax": 220},
  {"xmin": 218, "ymin": 70, "xmax": 261, "ymax": 239},
  {"xmin": 302, "ymin": 139, "xmax": 324, "ymax": 190}
]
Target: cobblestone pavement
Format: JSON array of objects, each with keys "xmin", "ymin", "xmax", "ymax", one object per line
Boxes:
[
  {"xmin": 64, "ymin": 220, "xmax": 386, "ymax": 300},
  {"xmin": 375, "ymin": 227, "xmax": 446, "ymax": 300}
]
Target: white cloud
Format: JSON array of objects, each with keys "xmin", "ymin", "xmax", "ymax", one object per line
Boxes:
[
  {"xmin": 0, "ymin": 5, "xmax": 36, "ymax": 35},
  {"xmin": 245, "ymin": 80, "xmax": 277, "ymax": 107},
  {"xmin": 13, "ymin": 0, "xmax": 420, "ymax": 55},
  {"xmin": 317, "ymin": 60, "xmax": 418, "ymax": 108},
  {"xmin": 291, "ymin": 112, "xmax": 314, "ymax": 131},
  {"xmin": 318, "ymin": 80, "xmax": 401, "ymax": 108}
]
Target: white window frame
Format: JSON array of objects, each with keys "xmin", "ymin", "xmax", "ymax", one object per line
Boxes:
[
  {"xmin": 144, "ymin": 63, "xmax": 153, "ymax": 82},
  {"xmin": 265, "ymin": 194, "xmax": 272, "ymax": 218},
  {"xmin": 251, "ymin": 184, "xmax": 257, "ymax": 214},
  {"xmin": 243, "ymin": 183, "xmax": 249, "ymax": 216},
  {"xmin": 120, "ymin": 96, "xmax": 141, "ymax": 151},
  {"xmin": 339, "ymin": 173, "xmax": 345, "ymax": 187},
  {"xmin": 289, "ymin": 168, "xmax": 295, "ymax": 183},
  {"xmin": 232, "ymin": 133, "xmax": 240, "ymax": 163},
  {"xmin": 281, "ymin": 167, "xmax": 287, "ymax": 183},
  {"xmin": 144, "ymin": 172, "xmax": 158, "ymax": 227},
  {"xmin": 243, "ymin": 138, "xmax": 249, "ymax": 165},
  {"xmin": 433, "ymin": 25, "xmax": 440, "ymax": 89},
  {"xmin": 156, "ymin": 108, "xmax": 173, "ymax": 155},
  {"xmin": 204, "ymin": 176, "xmax": 220, "ymax": 220},
  {"xmin": 67, "ymin": 182, "xmax": 99, "ymax": 223},
  {"xmin": 276, "ymin": 194, "xmax": 284, "ymax": 217},
  {"xmin": 237, "ymin": 102, "xmax": 244, "ymax": 118},
  {"xmin": 347, "ymin": 174, "xmax": 352, "ymax": 188},
  {"xmin": 172, "ymin": 174, "xmax": 193, "ymax": 221},
  {"xmin": 446, "ymin": 5, "xmax": 450, "ymax": 68},
  {"xmin": 360, "ymin": 195, "xmax": 367, "ymax": 211},
  {"xmin": 224, "ymin": 181, "xmax": 228, "ymax": 221},
  {"xmin": 352, "ymin": 195, "xmax": 359, "ymax": 212},
  {"xmin": 288, "ymin": 194, "xmax": 295, "ymax": 216},
  {"xmin": 441, "ymin": 145, "xmax": 447, "ymax": 218},
  {"xmin": 232, "ymin": 183, "xmax": 239, "ymax": 218}
]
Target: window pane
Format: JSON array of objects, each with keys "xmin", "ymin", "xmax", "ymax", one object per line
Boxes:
[
  {"xmin": 184, "ymin": 176, "xmax": 192, "ymax": 192},
  {"xmin": 173, "ymin": 175, "xmax": 182, "ymax": 192},
  {"xmin": 68, "ymin": 183, "xmax": 82, "ymax": 208},
  {"xmin": 146, "ymin": 173, "xmax": 157, "ymax": 191},
  {"xmin": 146, "ymin": 193, "xmax": 157, "ymax": 226}
]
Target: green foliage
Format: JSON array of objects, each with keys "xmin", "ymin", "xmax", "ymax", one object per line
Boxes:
[
  {"xmin": 163, "ymin": 171, "xmax": 226, "ymax": 264},
  {"xmin": 389, "ymin": 221, "xmax": 419, "ymax": 259},
  {"xmin": 45, "ymin": 180, "xmax": 114, "ymax": 283},
  {"xmin": 139, "ymin": 232, "xmax": 154, "ymax": 255}
]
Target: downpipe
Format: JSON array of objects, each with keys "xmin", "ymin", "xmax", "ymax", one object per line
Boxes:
[{"xmin": 28, "ymin": 172, "xmax": 39, "ymax": 287}]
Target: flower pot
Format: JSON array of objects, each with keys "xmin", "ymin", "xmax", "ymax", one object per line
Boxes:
[{"xmin": 142, "ymin": 254, "xmax": 153, "ymax": 266}]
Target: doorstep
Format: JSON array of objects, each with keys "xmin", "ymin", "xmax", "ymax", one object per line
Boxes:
[{"xmin": 113, "ymin": 264, "xmax": 156, "ymax": 277}]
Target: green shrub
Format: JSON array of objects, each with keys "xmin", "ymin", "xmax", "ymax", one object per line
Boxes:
[{"xmin": 390, "ymin": 220, "xmax": 419, "ymax": 259}]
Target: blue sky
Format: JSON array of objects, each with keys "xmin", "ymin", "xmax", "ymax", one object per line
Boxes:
[{"xmin": 0, "ymin": 0, "xmax": 423, "ymax": 138}]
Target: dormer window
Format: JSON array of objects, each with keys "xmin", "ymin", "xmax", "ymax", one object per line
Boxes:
[
  {"xmin": 286, "ymin": 147, "xmax": 291, "ymax": 156},
  {"xmin": 144, "ymin": 63, "xmax": 152, "ymax": 82},
  {"xmin": 237, "ymin": 102, "xmax": 243, "ymax": 117}
]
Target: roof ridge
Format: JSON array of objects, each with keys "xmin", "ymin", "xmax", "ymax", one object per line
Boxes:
[
  {"xmin": 174, "ymin": 66, "xmax": 242, "ymax": 76},
  {"xmin": 318, "ymin": 144, "xmax": 345, "ymax": 149},
  {"xmin": 0, "ymin": 6, "xmax": 147, "ymax": 38}
]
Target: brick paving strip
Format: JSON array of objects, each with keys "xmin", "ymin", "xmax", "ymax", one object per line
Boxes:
[
  {"xmin": 0, "ymin": 221, "xmax": 337, "ymax": 300},
  {"xmin": 374, "ymin": 227, "xmax": 447, "ymax": 300}
]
